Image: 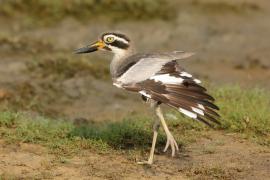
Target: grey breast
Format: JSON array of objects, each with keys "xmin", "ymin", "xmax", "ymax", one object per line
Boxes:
[{"xmin": 116, "ymin": 51, "xmax": 195, "ymax": 84}]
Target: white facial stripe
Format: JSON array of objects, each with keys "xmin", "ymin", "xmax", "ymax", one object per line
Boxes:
[
  {"xmin": 115, "ymin": 36, "xmax": 129, "ymax": 44},
  {"xmin": 104, "ymin": 35, "xmax": 129, "ymax": 44}
]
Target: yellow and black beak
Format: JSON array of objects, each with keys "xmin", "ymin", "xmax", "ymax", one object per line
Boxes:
[{"xmin": 74, "ymin": 40, "xmax": 105, "ymax": 54}]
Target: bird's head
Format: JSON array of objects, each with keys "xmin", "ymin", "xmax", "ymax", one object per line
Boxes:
[{"xmin": 74, "ymin": 32, "xmax": 131, "ymax": 56}]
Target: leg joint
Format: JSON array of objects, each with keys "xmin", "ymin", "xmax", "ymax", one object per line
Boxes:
[{"xmin": 153, "ymin": 120, "xmax": 160, "ymax": 131}]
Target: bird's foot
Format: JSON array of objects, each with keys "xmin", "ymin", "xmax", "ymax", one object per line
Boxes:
[
  {"xmin": 163, "ymin": 133, "xmax": 179, "ymax": 156},
  {"xmin": 137, "ymin": 159, "xmax": 153, "ymax": 165}
]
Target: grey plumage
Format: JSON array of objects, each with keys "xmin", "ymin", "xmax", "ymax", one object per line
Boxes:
[
  {"xmin": 112, "ymin": 51, "xmax": 194, "ymax": 81},
  {"xmin": 115, "ymin": 51, "xmax": 194, "ymax": 84}
]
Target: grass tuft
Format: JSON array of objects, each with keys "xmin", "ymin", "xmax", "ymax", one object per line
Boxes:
[{"xmin": 213, "ymin": 86, "xmax": 270, "ymax": 145}]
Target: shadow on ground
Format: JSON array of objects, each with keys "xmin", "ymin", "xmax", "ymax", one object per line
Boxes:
[{"xmin": 69, "ymin": 118, "xmax": 168, "ymax": 150}]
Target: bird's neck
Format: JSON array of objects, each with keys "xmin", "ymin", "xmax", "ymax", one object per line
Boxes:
[{"xmin": 110, "ymin": 48, "xmax": 135, "ymax": 78}]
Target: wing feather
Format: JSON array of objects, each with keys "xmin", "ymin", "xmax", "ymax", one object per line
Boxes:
[
  {"xmin": 117, "ymin": 51, "xmax": 194, "ymax": 84},
  {"xmin": 115, "ymin": 54, "xmax": 220, "ymax": 127}
]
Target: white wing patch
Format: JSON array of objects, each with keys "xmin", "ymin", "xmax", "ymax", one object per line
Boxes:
[
  {"xmin": 150, "ymin": 73, "xmax": 201, "ymax": 85},
  {"xmin": 180, "ymin": 72, "xmax": 192, "ymax": 78},
  {"xmin": 198, "ymin": 104, "xmax": 205, "ymax": 110},
  {"xmin": 139, "ymin": 90, "xmax": 151, "ymax": 98},
  {"xmin": 194, "ymin": 79, "xmax": 201, "ymax": 84},
  {"xmin": 191, "ymin": 107, "xmax": 204, "ymax": 115},
  {"xmin": 150, "ymin": 74, "xmax": 184, "ymax": 84},
  {"xmin": 180, "ymin": 72, "xmax": 201, "ymax": 84},
  {"xmin": 179, "ymin": 108, "xmax": 197, "ymax": 119},
  {"xmin": 179, "ymin": 105, "xmax": 206, "ymax": 119},
  {"xmin": 113, "ymin": 82, "xmax": 123, "ymax": 88}
]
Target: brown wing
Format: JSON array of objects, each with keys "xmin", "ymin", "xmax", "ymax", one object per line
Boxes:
[{"xmin": 121, "ymin": 61, "xmax": 220, "ymax": 127}]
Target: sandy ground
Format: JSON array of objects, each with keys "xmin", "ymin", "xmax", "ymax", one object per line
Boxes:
[{"xmin": 1, "ymin": 131, "xmax": 269, "ymax": 179}]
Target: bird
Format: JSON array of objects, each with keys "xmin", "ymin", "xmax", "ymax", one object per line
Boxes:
[{"xmin": 74, "ymin": 32, "xmax": 220, "ymax": 165}]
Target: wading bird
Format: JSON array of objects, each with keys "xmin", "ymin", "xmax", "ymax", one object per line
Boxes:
[{"xmin": 75, "ymin": 32, "xmax": 220, "ymax": 165}]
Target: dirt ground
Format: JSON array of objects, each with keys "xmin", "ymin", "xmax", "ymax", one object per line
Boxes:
[
  {"xmin": 0, "ymin": 0, "xmax": 270, "ymax": 179},
  {"xmin": 1, "ymin": 131, "xmax": 269, "ymax": 179}
]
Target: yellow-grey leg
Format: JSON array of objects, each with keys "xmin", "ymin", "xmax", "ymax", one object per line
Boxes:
[
  {"xmin": 137, "ymin": 118, "xmax": 160, "ymax": 165},
  {"xmin": 155, "ymin": 106, "xmax": 179, "ymax": 156}
]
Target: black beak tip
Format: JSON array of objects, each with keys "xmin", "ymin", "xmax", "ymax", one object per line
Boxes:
[
  {"xmin": 73, "ymin": 46, "xmax": 98, "ymax": 54},
  {"xmin": 73, "ymin": 48, "xmax": 84, "ymax": 54}
]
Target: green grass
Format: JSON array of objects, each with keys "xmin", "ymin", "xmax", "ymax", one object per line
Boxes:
[
  {"xmin": 213, "ymin": 86, "xmax": 270, "ymax": 145},
  {"xmin": 0, "ymin": 112, "xmax": 110, "ymax": 155},
  {"xmin": 0, "ymin": 86, "xmax": 269, "ymax": 158},
  {"xmin": 0, "ymin": 112, "xmax": 167, "ymax": 155}
]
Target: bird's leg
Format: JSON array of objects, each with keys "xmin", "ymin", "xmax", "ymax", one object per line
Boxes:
[
  {"xmin": 137, "ymin": 118, "xmax": 160, "ymax": 165},
  {"xmin": 155, "ymin": 106, "xmax": 179, "ymax": 157},
  {"xmin": 138, "ymin": 101, "xmax": 160, "ymax": 165}
]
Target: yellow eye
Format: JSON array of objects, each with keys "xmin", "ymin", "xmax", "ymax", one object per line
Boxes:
[{"xmin": 105, "ymin": 37, "xmax": 114, "ymax": 43}]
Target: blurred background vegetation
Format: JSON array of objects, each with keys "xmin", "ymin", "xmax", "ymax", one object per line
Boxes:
[{"xmin": 0, "ymin": 0, "xmax": 176, "ymax": 25}]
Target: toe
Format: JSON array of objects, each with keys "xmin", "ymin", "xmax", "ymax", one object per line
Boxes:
[
  {"xmin": 163, "ymin": 139, "xmax": 170, "ymax": 152},
  {"xmin": 137, "ymin": 161, "xmax": 152, "ymax": 165},
  {"xmin": 174, "ymin": 141, "xmax": 179, "ymax": 151},
  {"xmin": 171, "ymin": 142, "xmax": 175, "ymax": 157}
]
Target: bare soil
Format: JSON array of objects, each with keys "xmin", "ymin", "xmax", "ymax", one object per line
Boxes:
[{"xmin": 1, "ymin": 131, "xmax": 269, "ymax": 179}]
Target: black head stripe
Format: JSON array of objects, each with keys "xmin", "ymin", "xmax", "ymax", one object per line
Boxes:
[
  {"xmin": 111, "ymin": 40, "xmax": 129, "ymax": 49},
  {"xmin": 112, "ymin": 33, "xmax": 130, "ymax": 42}
]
